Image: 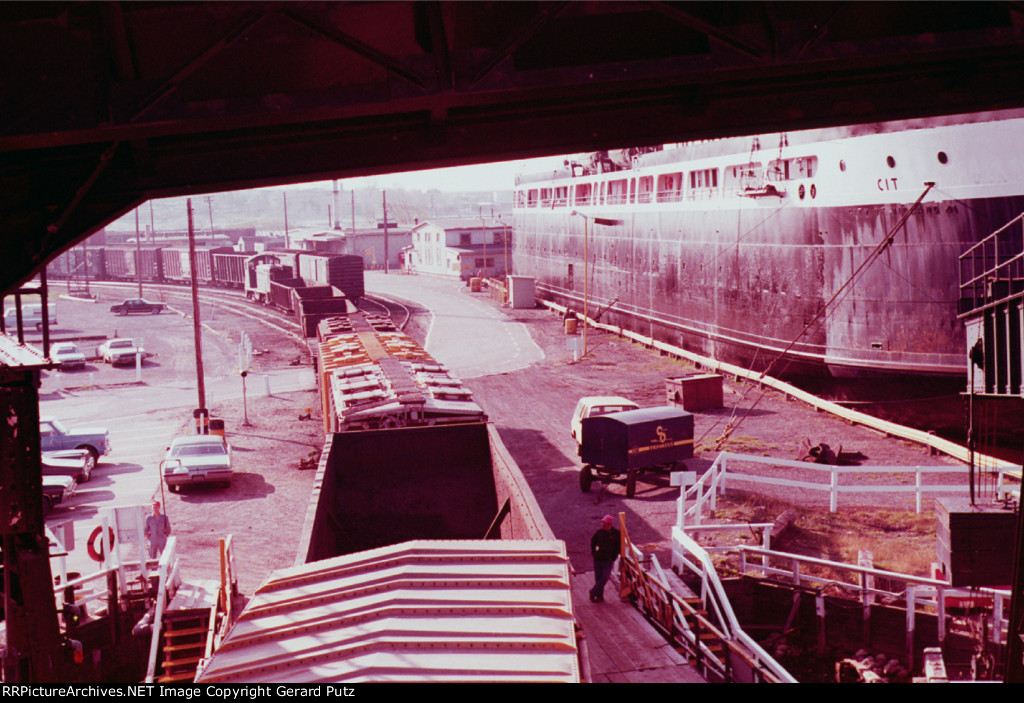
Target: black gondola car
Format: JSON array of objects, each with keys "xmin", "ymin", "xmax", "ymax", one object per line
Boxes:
[{"xmin": 579, "ymin": 406, "xmax": 694, "ymax": 497}]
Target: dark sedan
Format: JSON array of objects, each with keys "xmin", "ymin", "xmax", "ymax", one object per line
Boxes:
[{"xmin": 109, "ymin": 298, "xmax": 163, "ymax": 315}]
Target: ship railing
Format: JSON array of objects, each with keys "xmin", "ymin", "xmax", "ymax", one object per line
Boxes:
[
  {"xmin": 618, "ymin": 513, "xmax": 797, "ymax": 683},
  {"xmin": 655, "ymin": 190, "xmax": 684, "ymax": 203},
  {"xmin": 682, "ymin": 451, "xmax": 977, "ymax": 515},
  {"xmin": 958, "ymin": 211, "xmax": 1024, "ymax": 317},
  {"xmin": 673, "ymin": 498, "xmax": 1011, "ymax": 666},
  {"xmin": 730, "ymin": 546, "xmax": 1011, "ymax": 652}
]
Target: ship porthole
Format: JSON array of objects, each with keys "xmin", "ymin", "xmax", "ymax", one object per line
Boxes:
[
  {"xmin": 810, "ymin": 184, "xmax": 817, "ymax": 199},
  {"xmin": 839, "ymin": 160, "xmax": 846, "ymax": 172},
  {"xmin": 886, "ymin": 155, "xmax": 896, "ymax": 168},
  {"xmin": 798, "ymin": 184, "xmax": 806, "ymax": 200},
  {"xmin": 937, "ymin": 151, "xmax": 948, "ymax": 164}
]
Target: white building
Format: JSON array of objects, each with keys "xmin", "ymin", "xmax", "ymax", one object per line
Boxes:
[{"xmin": 409, "ymin": 218, "xmax": 512, "ymax": 280}]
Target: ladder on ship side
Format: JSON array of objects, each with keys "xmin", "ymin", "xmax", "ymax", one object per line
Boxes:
[{"xmin": 157, "ymin": 608, "xmax": 211, "ymax": 682}]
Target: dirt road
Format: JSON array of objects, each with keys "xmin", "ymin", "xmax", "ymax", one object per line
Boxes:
[{"xmin": 165, "ymin": 285, "xmax": 967, "ymax": 594}]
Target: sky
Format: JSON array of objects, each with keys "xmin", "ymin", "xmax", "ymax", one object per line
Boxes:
[{"xmin": 278, "ymin": 153, "xmax": 572, "ymax": 194}]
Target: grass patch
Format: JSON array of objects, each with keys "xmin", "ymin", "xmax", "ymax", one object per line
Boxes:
[
  {"xmin": 699, "ymin": 493, "xmax": 936, "ymax": 580},
  {"xmin": 706, "ymin": 435, "xmax": 777, "ymax": 454}
]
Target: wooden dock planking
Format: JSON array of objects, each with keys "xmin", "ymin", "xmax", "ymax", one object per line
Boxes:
[{"xmin": 572, "ymin": 570, "xmax": 706, "ymax": 683}]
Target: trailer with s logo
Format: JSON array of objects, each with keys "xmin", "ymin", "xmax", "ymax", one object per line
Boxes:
[{"xmin": 579, "ymin": 406, "xmax": 694, "ymax": 497}]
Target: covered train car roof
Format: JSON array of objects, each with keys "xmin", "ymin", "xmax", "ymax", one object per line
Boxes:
[{"xmin": 195, "ymin": 540, "xmax": 578, "ymax": 683}]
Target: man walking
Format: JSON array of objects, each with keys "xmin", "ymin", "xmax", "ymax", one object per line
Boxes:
[
  {"xmin": 144, "ymin": 500, "xmax": 171, "ymax": 560},
  {"xmin": 590, "ymin": 514, "xmax": 620, "ymax": 602}
]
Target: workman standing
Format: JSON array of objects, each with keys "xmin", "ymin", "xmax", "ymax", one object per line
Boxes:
[
  {"xmin": 590, "ymin": 514, "xmax": 620, "ymax": 602},
  {"xmin": 144, "ymin": 500, "xmax": 171, "ymax": 560}
]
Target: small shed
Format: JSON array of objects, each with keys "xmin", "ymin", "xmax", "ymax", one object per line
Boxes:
[{"xmin": 507, "ymin": 275, "xmax": 536, "ymax": 309}]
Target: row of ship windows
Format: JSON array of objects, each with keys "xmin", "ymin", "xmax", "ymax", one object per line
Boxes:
[{"xmin": 516, "ymin": 157, "xmax": 818, "ymax": 208}]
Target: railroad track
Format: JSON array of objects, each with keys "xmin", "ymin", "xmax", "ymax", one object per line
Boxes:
[
  {"xmin": 82, "ymin": 281, "xmax": 403, "ymax": 340},
  {"xmin": 358, "ymin": 293, "xmax": 410, "ymax": 330}
]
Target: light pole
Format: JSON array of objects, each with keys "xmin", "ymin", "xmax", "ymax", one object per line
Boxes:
[{"xmin": 570, "ymin": 210, "xmax": 621, "ymax": 356}]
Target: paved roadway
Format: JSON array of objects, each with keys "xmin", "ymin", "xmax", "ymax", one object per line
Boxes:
[
  {"xmin": 36, "ymin": 294, "xmax": 316, "ymax": 578},
  {"xmin": 365, "ymin": 271, "xmax": 544, "ymax": 378}
]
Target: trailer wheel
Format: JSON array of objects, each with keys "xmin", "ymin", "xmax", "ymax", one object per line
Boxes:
[
  {"xmin": 579, "ymin": 465, "xmax": 594, "ymax": 493},
  {"xmin": 625, "ymin": 471, "xmax": 637, "ymax": 498}
]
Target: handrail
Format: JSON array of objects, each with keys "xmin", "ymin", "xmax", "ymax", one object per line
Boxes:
[
  {"xmin": 619, "ymin": 513, "xmax": 797, "ymax": 682},
  {"xmin": 709, "ymin": 451, "xmax": 973, "ymax": 513},
  {"xmin": 732, "ymin": 545, "xmax": 1012, "ymax": 647},
  {"xmin": 958, "ymin": 211, "xmax": 1024, "ymax": 317},
  {"xmin": 145, "ymin": 536, "xmax": 179, "ymax": 683}
]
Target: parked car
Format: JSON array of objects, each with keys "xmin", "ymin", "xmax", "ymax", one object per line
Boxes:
[
  {"xmin": 109, "ymin": 298, "xmax": 163, "ymax": 315},
  {"xmin": 161, "ymin": 435, "xmax": 233, "ymax": 491},
  {"xmin": 3, "ymin": 302, "xmax": 57, "ymax": 331},
  {"xmin": 39, "ymin": 417, "xmax": 110, "ymax": 461},
  {"xmin": 43, "ymin": 475, "xmax": 76, "ymax": 514},
  {"xmin": 42, "ymin": 448, "xmax": 95, "ymax": 483},
  {"xmin": 570, "ymin": 396, "xmax": 640, "ymax": 454},
  {"xmin": 50, "ymin": 342, "xmax": 87, "ymax": 370},
  {"xmin": 96, "ymin": 337, "xmax": 146, "ymax": 366}
]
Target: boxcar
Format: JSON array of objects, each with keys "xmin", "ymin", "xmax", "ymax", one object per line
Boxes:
[
  {"xmin": 104, "ymin": 247, "xmax": 136, "ymax": 280},
  {"xmin": 297, "ymin": 253, "xmax": 364, "ymax": 301},
  {"xmin": 162, "ymin": 247, "xmax": 213, "ymax": 284},
  {"xmin": 212, "ymin": 250, "xmax": 247, "ymax": 288}
]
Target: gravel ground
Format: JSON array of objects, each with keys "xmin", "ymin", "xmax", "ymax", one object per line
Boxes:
[
  {"xmin": 163, "ymin": 287, "xmax": 971, "ymax": 594},
  {"xmin": 452, "ymin": 298, "xmax": 968, "ymax": 574}
]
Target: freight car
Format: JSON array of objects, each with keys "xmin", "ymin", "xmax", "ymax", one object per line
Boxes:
[
  {"xmin": 101, "ymin": 246, "xmax": 165, "ymax": 283},
  {"xmin": 211, "ymin": 251, "xmax": 247, "ymax": 288},
  {"xmin": 297, "ymin": 252, "xmax": 364, "ymax": 302},
  {"xmin": 47, "ymin": 247, "xmax": 107, "ymax": 280},
  {"xmin": 161, "ymin": 247, "xmax": 212, "ymax": 285}
]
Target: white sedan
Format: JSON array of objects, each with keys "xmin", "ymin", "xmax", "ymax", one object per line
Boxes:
[
  {"xmin": 96, "ymin": 337, "xmax": 146, "ymax": 366},
  {"xmin": 50, "ymin": 342, "xmax": 87, "ymax": 370},
  {"xmin": 161, "ymin": 435, "xmax": 233, "ymax": 491}
]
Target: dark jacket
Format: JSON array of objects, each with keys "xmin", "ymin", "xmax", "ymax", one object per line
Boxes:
[{"xmin": 591, "ymin": 526, "xmax": 620, "ymax": 563}]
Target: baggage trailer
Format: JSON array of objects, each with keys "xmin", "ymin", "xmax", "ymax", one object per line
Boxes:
[{"xmin": 579, "ymin": 406, "xmax": 694, "ymax": 497}]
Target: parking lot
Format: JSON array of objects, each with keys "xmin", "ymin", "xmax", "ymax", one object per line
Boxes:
[{"xmin": 30, "ymin": 286, "xmax": 320, "ymax": 591}]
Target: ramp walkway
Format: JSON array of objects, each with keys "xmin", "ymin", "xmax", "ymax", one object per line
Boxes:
[{"xmin": 572, "ymin": 570, "xmax": 706, "ymax": 683}]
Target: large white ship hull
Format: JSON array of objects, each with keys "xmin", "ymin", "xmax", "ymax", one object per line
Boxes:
[{"xmin": 512, "ymin": 114, "xmax": 1024, "ymax": 419}]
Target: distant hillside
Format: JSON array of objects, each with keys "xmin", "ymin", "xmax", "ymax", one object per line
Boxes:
[{"xmin": 107, "ymin": 185, "xmax": 513, "ymax": 237}]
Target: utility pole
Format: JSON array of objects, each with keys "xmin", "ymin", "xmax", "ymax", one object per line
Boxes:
[
  {"xmin": 383, "ymin": 190, "xmax": 389, "ymax": 274},
  {"xmin": 333, "ymin": 180, "xmax": 341, "ymax": 230},
  {"xmin": 283, "ymin": 192, "xmax": 290, "ymax": 249},
  {"xmin": 135, "ymin": 208, "xmax": 143, "ymax": 297},
  {"xmin": 205, "ymin": 195, "xmax": 215, "ymax": 239},
  {"xmin": 482, "ymin": 216, "xmax": 488, "ymax": 279},
  {"xmin": 187, "ymin": 199, "xmax": 207, "ymax": 429}
]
